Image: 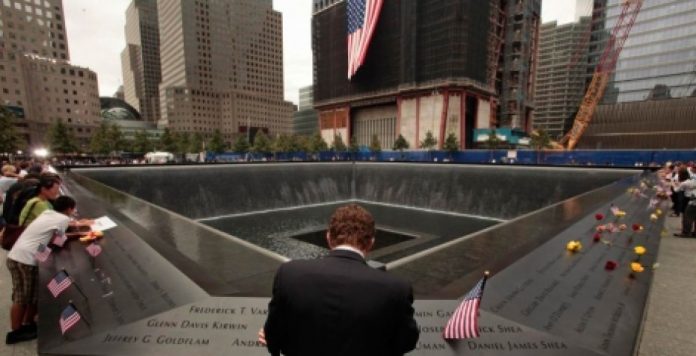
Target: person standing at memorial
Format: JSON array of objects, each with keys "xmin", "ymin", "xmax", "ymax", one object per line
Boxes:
[
  {"xmin": 0, "ymin": 165, "xmax": 19, "ymax": 226},
  {"xmin": 18, "ymin": 173, "xmax": 62, "ymax": 226},
  {"xmin": 260, "ymin": 204, "xmax": 419, "ymax": 356},
  {"xmin": 5, "ymin": 196, "xmax": 78, "ymax": 344}
]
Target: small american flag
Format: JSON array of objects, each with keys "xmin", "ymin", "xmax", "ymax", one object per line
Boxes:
[
  {"xmin": 86, "ymin": 243, "xmax": 102, "ymax": 258},
  {"xmin": 35, "ymin": 243, "xmax": 52, "ymax": 262},
  {"xmin": 52, "ymin": 230, "xmax": 68, "ymax": 247},
  {"xmin": 59, "ymin": 304, "xmax": 81, "ymax": 335},
  {"xmin": 47, "ymin": 270, "xmax": 72, "ymax": 298},
  {"xmin": 346, "ymin": 0, "xmax": 384, "ymax": 79},
  {"xmin": 443, "ymin": 277, "xmax": 486, "ymax": 340}
]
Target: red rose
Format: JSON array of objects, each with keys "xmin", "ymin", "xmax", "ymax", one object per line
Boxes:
[
  {"xmin": 595, "ymin": 213, "xmax": 604, "ymax": 221},
  {"xmin": 593, "ymin": 233, "xmax": 601, "ymax": 242},
  {"xmin": 604, "ymin": 260, "xmax": 618, "ymax": 270},
  {"xmin": 632, "ymin": 224, "xmax": 642, "ymax": 232}
]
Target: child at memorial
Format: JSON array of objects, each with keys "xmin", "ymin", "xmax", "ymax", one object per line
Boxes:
[
  {"xmin": 17, "ymin": 173, "xmax": 62, "ymax": 227},
  {"xmin": 4, "ymin": 196, "xmax": 90, "ymax": 344}
]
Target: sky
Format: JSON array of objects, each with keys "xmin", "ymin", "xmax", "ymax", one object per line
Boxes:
[{"xmin": 64, "ymin": 0, "xmax": 581, "ymax": 105}]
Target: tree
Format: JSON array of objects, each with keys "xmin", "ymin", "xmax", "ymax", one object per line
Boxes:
[
  {"xmin": 131, "ymin": 130, "xmax": 152, "ymax": 154},
  {"xmin": 349, "ymin": 136, "xmax": 359, "ymax": 160},
  {"xmin": 393, "ymin": 134, "xmax": 409, "ymax": 152},
  {"xmin": 233, "ymin": 135, "xmax": 250, "ymax": 153},
  {"xmin": 308, "ymin": 132, "xmax": 328, "ymax": 154},
  {"xmin": 208, "ymin": 129, "xmax": 227, "ymax": 153},
  {"xmin": 482, "ymin": 129, "xmax": 503, "ymax": 149},
  {"xmin": 274, "ymin": 134, "xmax": 291, "ymax": 153},
  {"xmin": 159, "ymin": 128, "xmax": 177, "ymax": 152},
  {"xmin": 369, "ymin": 134, "xmax": 381, "ymax": 159},
  {"xmin": 90, "ymin": 122, "xmax": 111, "ymax": 155},
  {"xmin": 288, "ymin": 135, "xmax": 305, "ymax": 153},
  {"xmin": 177, "ymin": 132, "xmax": 191, "ymax": 154},
  {"xmin": 251, "ymin": 131, "xmax": 272, "ymax": 155},
  {"xmin": 332, "ymin": 134, "xmax": 347, "ymax": 152},
  {"xmin": 444, "ymin": 132, "xmax": 459, "ymax": 159},
  {"xmin": 0, "ymin": 107, "xmax": 25, "ymax": 154},
  {"xmin": 530, "ymin": 129, "xmax": 552, "ymax": 150},
  {"xmin": 190, "ymin": 132, "xmax": 204, "ymax": 152},
  {"xmin": 108, "ymin": 124, "xmax": 126, "ymax": 153},
  {"xmin": 420, "ymin": 130, "xmax": 437, "ymax": 151},
  {"xmin": 47, "ymin": 119, "xmax": 78, "ymax": 155}
]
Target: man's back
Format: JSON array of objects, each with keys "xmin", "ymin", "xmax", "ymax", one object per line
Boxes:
[{"xmin": 264, "ymin": 249, "xmax": 419, "ymax": 356}]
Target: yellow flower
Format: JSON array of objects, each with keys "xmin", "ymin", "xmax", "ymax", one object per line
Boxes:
[
  {"xmin": 566, "ymin": 240, "xmax": 582, "ymax": 253},
  {"xmin": 631, "ymin": 262, "xmax": 644, "ymax": 273},
  {"xmin": 650, "ymin": 214, "xmax": 658, "ymax": 222},
  {"xmin": 634, "ymin": 246, "xmax": 646, "ymax": 255},
  {"xmin": 656, "ymin": 209, "xmax": 662, "ymax": 216},
  {"xmin": 616, "ymin": 210, "xmax": 626, "ymax": 217}
]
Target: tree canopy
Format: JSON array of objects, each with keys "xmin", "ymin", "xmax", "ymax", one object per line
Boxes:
[
  {"xmin": 208, "ymin": 129, "xmax": 227, "ymax": 153},
  {"xmin": 420, "ymin": 130, "xmax": 437, "ymax": 151},
  {"xmin": 332, "ymin": 134, "xmax": 347, "ymax": 152},
  {"xmin": 444, "ymin": 132, "xmax": 459, "ymax": 154},
  {"xmin": 47, "ymin": 119, "xmax": 78, "ymax": 154},
  {"xmin": 530, "ymin": 129, "xmax": 553, "ymax": 150},
  {"xmin": 0, "ymin": 107, "xmax": 25, "ymax": 154},
  {"xmin": 393, "ymin": 134, "xmax": 409, "ymax": 152},
  {"xmin": 369, "ymin": 134, "xmax": 382, "ymax": 154},
  {"xmin": 233, "ymin": 135, "xmax": 250, "ymax": 153},
  {"xmin": 251, "ymin": 131, "xmax": 272, "ymax": 154}
]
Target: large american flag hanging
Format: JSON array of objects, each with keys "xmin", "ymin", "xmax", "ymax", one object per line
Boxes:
[
  {"xmin": 443, "ymin": 277, "xmax": 486, "ymax": 339},
  {"xmin": 347, "ymin": 0, "xmax": 384, "ymax": 79}
]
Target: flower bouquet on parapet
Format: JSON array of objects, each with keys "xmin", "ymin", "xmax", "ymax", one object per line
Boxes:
[
  {"xmin": 628, "ymin": 245, "xmax": 647, "ymax": 279},
  {"xmin": 79, "ymin": 230, "xmax": 104, "ymax": 243}
]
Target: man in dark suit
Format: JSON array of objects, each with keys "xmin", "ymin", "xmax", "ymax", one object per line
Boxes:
[{"xmin": 259, "ymin": 204, "xmax": 419, "ymax": 356}]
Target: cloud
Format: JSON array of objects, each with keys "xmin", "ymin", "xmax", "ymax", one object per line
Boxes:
[{"xmin": 64, "ymin": 0, "xmax": 129, "ymax": 97}]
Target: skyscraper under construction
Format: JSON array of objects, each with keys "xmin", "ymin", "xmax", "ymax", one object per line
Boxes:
[{"xmin": 312, "ymin": 0, "xmax": 540, "ymax": 149}]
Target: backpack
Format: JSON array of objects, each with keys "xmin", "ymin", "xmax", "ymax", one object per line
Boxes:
[{"xmin": 3, "ymin": 180, "xmax": 40, "ymax": 225}]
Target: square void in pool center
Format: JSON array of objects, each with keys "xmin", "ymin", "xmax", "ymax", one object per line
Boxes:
[
  {"xmin": 290, "ymin": 228, "xmax": 418, "ymax": 250},
  {"xmin": 200, "ymin": 202, "xmax": 499, "ymax": 262}
]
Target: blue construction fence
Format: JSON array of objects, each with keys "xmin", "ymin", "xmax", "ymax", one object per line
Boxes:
[{"xmin": 205, "ymin": 150, "xmax": 696, "ymax": 167}]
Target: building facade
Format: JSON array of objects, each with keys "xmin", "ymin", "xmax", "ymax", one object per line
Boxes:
[
  {"xmin": 157, "ymin": 0, "xmax": 293, "ymax": 144},
  {"xmin": 313, "ymin": 0, "xmax": 341, "ymax": 13},
  {"xmin": 497, "ymin": 0, "xmax": 541, "ymax": 130},
  {"xmin": 0, "ymin": 0, "xmax": 101, "ymax": 149},
  {"xmin": 121, "ymin": 0, "xmax": 161, "ymax": 123},
  {"xmin": 580, "ymin": 96, "xmax": 696, "ymax": 149},
  {"xmin": 533, "ymin": 18, "xmax": 591, "ymax": 138},
  {"xmin": 590, "ymin": 0, "xmax": 696, "ymax": 104},
  {"xmin": 293, "ymin": 85, "xmax": 318, "ymax": 135},
  {"xmin": 312, "ymin": 0, "xmax": 540, "ymax": 150}
]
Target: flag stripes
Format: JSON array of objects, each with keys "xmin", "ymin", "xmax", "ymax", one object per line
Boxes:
[
  {"xmin": 346, "ymin": 0, "xmax": 384, "ymax": 79},
  {"xmin": 59, "ymin": 305, "xmax": 81, "ymax": 335},
  {"xmin": 47, "ymin": 271, "xmax": 73, "ymax": 298},
  {"xmin": 443, "ymin": 277, "xmax": 485, "ymax": 339}
]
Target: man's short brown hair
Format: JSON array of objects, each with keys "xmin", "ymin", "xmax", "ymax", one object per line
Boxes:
[{"xmin": 328, "ymin": 204, "xmax": 375, "ymax": 250}]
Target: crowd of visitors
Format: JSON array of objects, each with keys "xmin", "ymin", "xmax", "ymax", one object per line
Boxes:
[
  {"xmin": 659, "ymin": 161, "xmax": 696, "ymax": 237},
  {"xmin": 0, "ymin": 161, "xmax": 92, "ymax": 344}
]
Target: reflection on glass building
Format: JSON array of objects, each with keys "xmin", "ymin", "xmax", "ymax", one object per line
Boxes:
[{"xmin": 594, "ymin": 0, "xmax": 696, "ymax": 103}]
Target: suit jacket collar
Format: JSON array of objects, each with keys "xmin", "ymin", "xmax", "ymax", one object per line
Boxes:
[{"xmin": 328, "ymin": 249, "xmax": 367, "ymax": 264}]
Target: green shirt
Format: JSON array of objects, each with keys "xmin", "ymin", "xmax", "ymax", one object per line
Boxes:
[{"xmin": 19, "ymin": 197, "xmax": 52, "ymax": 226}]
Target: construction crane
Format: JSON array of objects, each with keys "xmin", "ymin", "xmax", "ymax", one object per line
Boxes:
[{"xmin": 556, "ymin": 0, "xmax": 643, "ymax": 150}]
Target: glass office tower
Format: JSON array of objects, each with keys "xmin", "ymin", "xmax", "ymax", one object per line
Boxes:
[{"xmin": 595, "ymin": 0, "xmax": 696, "ymax": 103}]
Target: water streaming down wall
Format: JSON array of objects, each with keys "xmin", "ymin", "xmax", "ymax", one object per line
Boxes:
[{"xmin": 77, "ymin": 163, "xmax": 635, "ymax": 221}]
